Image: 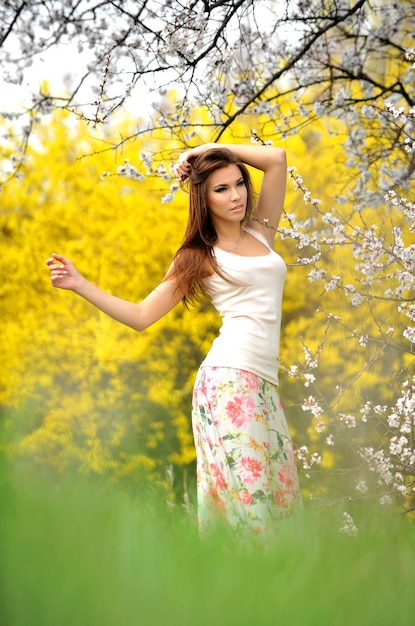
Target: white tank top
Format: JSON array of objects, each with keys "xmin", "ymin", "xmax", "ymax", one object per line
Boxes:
[{"xmin": 201, "ymin": 226, "xmax": 286, "ymax": 385}]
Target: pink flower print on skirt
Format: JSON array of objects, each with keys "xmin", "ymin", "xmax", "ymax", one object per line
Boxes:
[{"xmin": 192, "ymin": 366, "xmax": 302, "ymax": 534}]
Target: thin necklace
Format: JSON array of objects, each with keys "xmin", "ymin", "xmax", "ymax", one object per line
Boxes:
[
  {"xmin": 231, "ymin": 230, "xmax": 241, "ymax": 250},
  {"xmin": 218, "ymin": 229, "xmax": 242, "ymax": 251}
]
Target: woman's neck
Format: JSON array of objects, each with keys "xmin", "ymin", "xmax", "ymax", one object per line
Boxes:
[{"xmin": 216, "ymin": 226, "xmax": 243, "ymax": 251}]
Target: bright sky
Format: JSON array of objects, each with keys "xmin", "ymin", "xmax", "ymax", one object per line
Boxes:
[{"xmin": 0, "ymin": 41, "xmax": 153, "ymax": 118}]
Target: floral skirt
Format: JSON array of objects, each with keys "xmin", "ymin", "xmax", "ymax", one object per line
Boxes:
[{"xmin": 192, "ymin": 366, "xmax": 302, "ymax": 534}]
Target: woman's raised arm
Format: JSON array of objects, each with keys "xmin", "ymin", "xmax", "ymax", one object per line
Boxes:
[{"xmin": 46, "ymin": 253, "xmax": 182, "ymax": 331}]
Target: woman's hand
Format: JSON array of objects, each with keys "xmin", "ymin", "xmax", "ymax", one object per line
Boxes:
[
  {"xmin": 174, "ymin": 154, "xmax": 192, "ymax": 181},
  {"xmin": 174, "ymin": 143, "xmax": 216, "ymax": 180},
  {"xmin": 45, "ymin": 253, "xmax": 84, "ymax": 292}
]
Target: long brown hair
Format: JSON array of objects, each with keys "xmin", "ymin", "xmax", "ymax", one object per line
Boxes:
[{"xmin": 167, "ymin": 148, "xmax": 255, "ymax": 307}]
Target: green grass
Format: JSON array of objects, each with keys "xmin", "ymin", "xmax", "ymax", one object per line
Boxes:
[{"xmin": 0, "ymin": 461, "xmax": 414, "ymax": 626}]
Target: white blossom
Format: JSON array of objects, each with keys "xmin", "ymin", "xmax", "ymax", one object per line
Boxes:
[
  {"xmin": 340, "ymin": 414, "xmax": 357, "ymax": 428},
  {"xmin": 387, "ymin": 413, "xmax": 400, "ymax": 428},
  {"xmin": 403, "ymin": 327, "xmax": 415, "ymax": 344},
  {"xmin": 379, "ymin": 494, "xmax": 393, "ymax": 506},
  {"xmin": 339, "ymin": 512, "xmax": 359, "ymax": 537},
  {"xmin": 304, "ymin": 373, "xmax": 316, "ymax": 387},
  {"xmin": 356, "ymin": 481, "xmax": 368, "ymax": 493},
  {"xmin": 351, "ymin": 293, "xmax": 364, "ymax": 307}
]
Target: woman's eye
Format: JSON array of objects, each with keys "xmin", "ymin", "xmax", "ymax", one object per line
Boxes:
[
  {"xmin": 237, "ymin": 179, "xmax": 245, "ymax": 187},
  {"xmin": 214, "ymin": 187, "xmax": 226, "ymax": 193}
]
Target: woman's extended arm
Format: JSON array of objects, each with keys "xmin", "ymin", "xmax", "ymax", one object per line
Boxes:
[
  {"xmin": 46, "ymin": 253, "xmax": 182, "ymax": 331},
  {"xmin": 175, "ymin": 142, "xmax": 287, "ymax": 245}
]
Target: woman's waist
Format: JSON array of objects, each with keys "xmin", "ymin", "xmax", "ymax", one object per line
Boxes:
[
  {"xmin": 206, "ymin": 331, "xmax": 279, "ymax": 361},
  {"xmin": 217, "ymin": 316, "xmax": 280, "ymax": 341},
  {"xmin": 201, "ymin": 338, "xmax": 280, "ymax": 385}
]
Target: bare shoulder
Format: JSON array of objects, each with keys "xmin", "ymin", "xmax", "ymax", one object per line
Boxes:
[{"xmin": 246, "ymin": 219, "xmax": 276, "ymax": 248}]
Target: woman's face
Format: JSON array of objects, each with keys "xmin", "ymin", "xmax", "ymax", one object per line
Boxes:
[{"xmin": 206, "ymin": 164, "xmax": 247, "ymax": 228}]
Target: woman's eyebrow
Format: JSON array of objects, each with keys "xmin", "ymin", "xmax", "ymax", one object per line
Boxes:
[{"xmin": 213, "ymin": 177, "xmax": 244, "ymax": 188}]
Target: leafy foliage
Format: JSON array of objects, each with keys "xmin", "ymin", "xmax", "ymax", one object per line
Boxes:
[{"xmin": 1, "ymin": 111, "xmax": 210, "ymax": 491}]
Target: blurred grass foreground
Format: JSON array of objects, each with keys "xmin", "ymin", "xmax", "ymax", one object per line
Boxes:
[{"xmin": 1, "ymin": 459, "xmax": 414, "ymax": 626}]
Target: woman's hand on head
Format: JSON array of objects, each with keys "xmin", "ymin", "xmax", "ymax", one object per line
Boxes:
[
  {"xmin": 174, "ymin": 143, "xmax": 217, "ymax": 180},
  {"xmin": 45, "ymin": 253, "xmax": 84, "ymax": 292},
  {"xmin": 174, "ymin": 153, "xmax": 192, "ymax": 181}
]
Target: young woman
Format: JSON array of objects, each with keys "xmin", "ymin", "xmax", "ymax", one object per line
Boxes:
[{"xmin": 46, "ymin": 142, "xmax": 301, "ymax": 533}]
